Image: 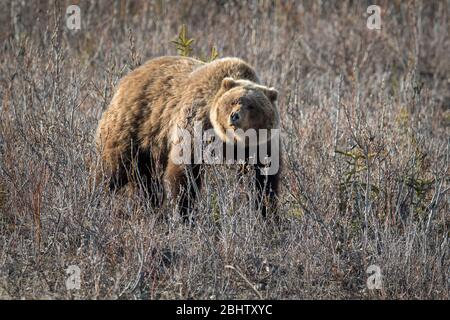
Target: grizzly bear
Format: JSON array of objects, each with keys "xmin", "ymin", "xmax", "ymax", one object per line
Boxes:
[{"xmin": 95, "ymin": 56, "xmax": 280, "ymax": 218}]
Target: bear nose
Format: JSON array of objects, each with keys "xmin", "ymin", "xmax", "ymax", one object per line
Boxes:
[{"xmin": 230, "ymin": 111, "xmax": 240, "ymax": 124}]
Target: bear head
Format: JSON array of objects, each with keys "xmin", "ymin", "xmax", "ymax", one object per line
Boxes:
[{"xmin": 210, "ymin": 77, "xmax": 279, "ymax": 146}]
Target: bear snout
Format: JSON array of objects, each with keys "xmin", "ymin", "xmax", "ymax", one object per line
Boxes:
[{"xmin": 230, "ymin": 111, "xmax": 240, "ymax": 124}]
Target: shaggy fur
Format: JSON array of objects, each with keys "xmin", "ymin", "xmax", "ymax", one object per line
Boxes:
[{"xmin": 96, "ymin": 56, "xmax": 280, "ymax": 218}]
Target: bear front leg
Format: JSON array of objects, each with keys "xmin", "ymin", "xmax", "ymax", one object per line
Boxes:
[
  {"xmin": 255, "ymin": 165, "xmax": 279, "ymax": 220},
  {"xmin": 164, "ymin": 160, "xmax": 201, "ymax": 220}
]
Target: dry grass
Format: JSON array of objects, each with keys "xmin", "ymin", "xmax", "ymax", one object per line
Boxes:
[{"xmin": 0, "ymin": 0, "xmax": 449, "ymax": 299}]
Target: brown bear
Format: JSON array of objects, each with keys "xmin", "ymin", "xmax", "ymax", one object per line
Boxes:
[{"xmin": 95, "ymin": 56, "xmax": 280, "ymax": 218}]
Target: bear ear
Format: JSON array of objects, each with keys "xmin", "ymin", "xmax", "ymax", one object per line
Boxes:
[
  {"xmin": 264, "ymin": 87, "xmax": 278, "ymax": 102},
  {"xmin": 221, "ymin": 77, "xmax": 237, "ymax": 90}
]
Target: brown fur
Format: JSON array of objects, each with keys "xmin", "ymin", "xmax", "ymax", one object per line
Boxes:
[{"xmin": 96, "ymin": 56, "xmax": 280, "ymax": 218}]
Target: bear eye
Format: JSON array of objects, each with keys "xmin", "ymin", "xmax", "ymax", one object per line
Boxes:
[{"xmin": 247, "ymin": 105, "xmax": 254, "ymax": 110}]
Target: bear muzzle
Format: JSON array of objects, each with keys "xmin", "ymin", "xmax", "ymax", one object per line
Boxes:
[{"xmin": 229, "ymin": 110, "xmax": 241, "ymax": 126}]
